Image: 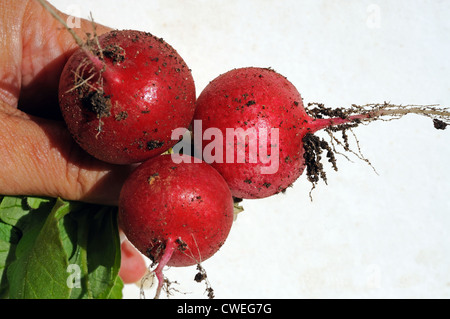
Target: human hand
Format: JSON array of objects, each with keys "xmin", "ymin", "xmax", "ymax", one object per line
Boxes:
[{"xmin": 0, "ymin": 0, "xmax": 146, "ymax": 284}]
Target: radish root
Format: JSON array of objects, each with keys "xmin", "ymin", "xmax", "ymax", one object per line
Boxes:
[
  {"xmin": 303, "ymin": 102, "xmax": 449, "ymax": 198},
  {"xmin": 142, "ymin": 236, "xmax": 215, "ymax": 299}
]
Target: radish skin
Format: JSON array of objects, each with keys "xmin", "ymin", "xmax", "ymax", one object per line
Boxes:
[
  {"xmin": 118, "ymin": 154, "xmax": 234, "ymax": 298},
  {"xmin": 193, "ymin": 67, "xmax": 450, "ymax": 199}
]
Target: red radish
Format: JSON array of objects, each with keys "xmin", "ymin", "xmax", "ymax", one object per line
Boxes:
[
  {"xmin": 193, "ymin": 67, "xmax": 449, "ymax": 199},
  {"xmin": 118, "ymin": 154, "xmax": 234, "ymax": 298},
  {"xmin": 58, "ymin": 29, "xmax": 196, "ymax": 164}
]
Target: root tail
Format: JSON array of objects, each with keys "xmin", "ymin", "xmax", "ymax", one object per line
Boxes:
[{"xmin": 153, "ymin": 239, "xmax": 175, "ymax": 299}]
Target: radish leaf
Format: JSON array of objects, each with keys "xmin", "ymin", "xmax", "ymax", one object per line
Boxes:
[{"xmin": 0, "ymin": 196, "xmax": 123, "ymax": 299}]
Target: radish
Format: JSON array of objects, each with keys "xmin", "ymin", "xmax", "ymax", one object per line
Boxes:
[
  {"xmin": 118, "ymin": 154, "xmax": 234, "ymax": 298},
  {"xmin": 35, "ymin": 0, "xmax": 197, "ymax": 165},
  {"xmin": 193, "ymin": 67, "xmax": 450, "ymax": 199},
  {"xmin": 57, "ymin": 29, "xmax": 196, "ymax": 164}
]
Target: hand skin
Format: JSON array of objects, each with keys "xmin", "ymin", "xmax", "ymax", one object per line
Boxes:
[{"xmin": 0, "ymin": 0, "xmax": 146, "ymax": 285}]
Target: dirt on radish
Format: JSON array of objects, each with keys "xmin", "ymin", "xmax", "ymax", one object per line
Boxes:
[
  {"xmin": 59, "ymin": 29, "xmax": 196, "ymax": 164},
  {"xmin": 118, "ymin": 154, "xmax": 234, "ymax": 299},
  {"xmin": 193, "ymin": 67, "xmax": 450, "ymax": 200}
]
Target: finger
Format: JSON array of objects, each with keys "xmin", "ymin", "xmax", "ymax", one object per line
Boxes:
[
  {"xmin": 0, "ymin": 1, "xmax": 131, "ymax": 206},
  {"xmin": 0, "ymin": 101, "xmax": 134, "ymax": 206},
  {"xmin": 19, "ymin": 0, "xmax": 112, "ymax": 118},
  {"xmin": 119, "ymin": 238, "xmax": 148, "ymax": 285}
]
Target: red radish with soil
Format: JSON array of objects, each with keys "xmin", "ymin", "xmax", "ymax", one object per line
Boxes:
[
  {"xmin": 58, "ymin": 29, "xmax": 196, "ymax": 164},
  {"xmin": 118, "ymin": 154, "xmax": 234, "ymax": 299},
  {"xmin": 40, "ymin": 0, "xmax": 197, "ymax": 166},
  {"xmin": 193, "ymin": 67, "xmax": 450, "ymax": 199}
]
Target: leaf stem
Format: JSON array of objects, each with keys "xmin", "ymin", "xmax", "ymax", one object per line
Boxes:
[
  {"xmin": 35, "ymin": 0, "xmax": 108, "ymax": 79},
  {"xmin": 35, "ymin": 0, "xmax": 85, "ymax": 48}
]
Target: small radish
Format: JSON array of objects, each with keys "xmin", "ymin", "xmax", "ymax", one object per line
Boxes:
[
  {"xmin": 118, "ymin": 154, "xmax": 234, "ymax": 298},
  {"xmin": 37, "ymin": 0, "xmax": 196, "ymax": 164},
  {"xmin": 58, "ymin": 29, "xmax": 196, "ymax": 164},
  {"xmin": 193, "ymin": 67, "xmax": 450, "ymax": 199}
]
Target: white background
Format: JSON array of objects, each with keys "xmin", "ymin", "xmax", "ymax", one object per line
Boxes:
[{"xmin": 48, "ymin": 0, "xmax": 450, "ymax": 299}]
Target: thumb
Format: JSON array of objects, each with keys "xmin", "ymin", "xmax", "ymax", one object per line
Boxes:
[
  {"xmin": 0, "ymin": 1, "xmax": 131, "ymax": 205},
  {"xmin": 0, "ymin": 104, "xmax": 134, "ymax": 206},
  {"xmin": 19, "ymin": 0, "xmax": 113, "ymax": 117}
]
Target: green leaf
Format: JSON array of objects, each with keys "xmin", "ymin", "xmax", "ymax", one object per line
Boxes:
[
  {"xmin": 0, "ymin": 196, "xmax": 123, "ymax": 299},
  {"xmin": 0, "ymin": 196, "xmax": 54, "ymax": 233},
  {"xmin": 0, "ymin": 196, "xmax": 54, "ymax": 299},
  {"xmin": 0, "ymin": 196, "xmax": 29, "ymax": 229},
  {"xmin": 0, "ymin": 222, "xmax": 20, "ymax": 245},
  {"xmin": 68, "ymin": 206, "xmax": 123, "ymax": 299},
  {"xmin": 25, "ymin": 197, "xmax": 52, "ymax": 210},
  {"xmin": 107, "ymin": 275, "xmax": 124, "ymax": 299},
  {"xmin": 7, "ymin": 198, "xmax": 72, "ymax": 299},
  {"xmin": 86, "ymin": 207, "xmax": 123, "ymax": 299},
  {"xmin": 0, "ymin": 239, "xmax": 16, "ymax": 298}
]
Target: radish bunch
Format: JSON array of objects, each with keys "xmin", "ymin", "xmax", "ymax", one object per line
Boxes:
[
  {"xmin": 56, "ymin": 25, "xmax": 236, "ymax": 298},
  {"xmin": 50, "ymin": 4, "xmax": 449, "ymax": 299}
]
